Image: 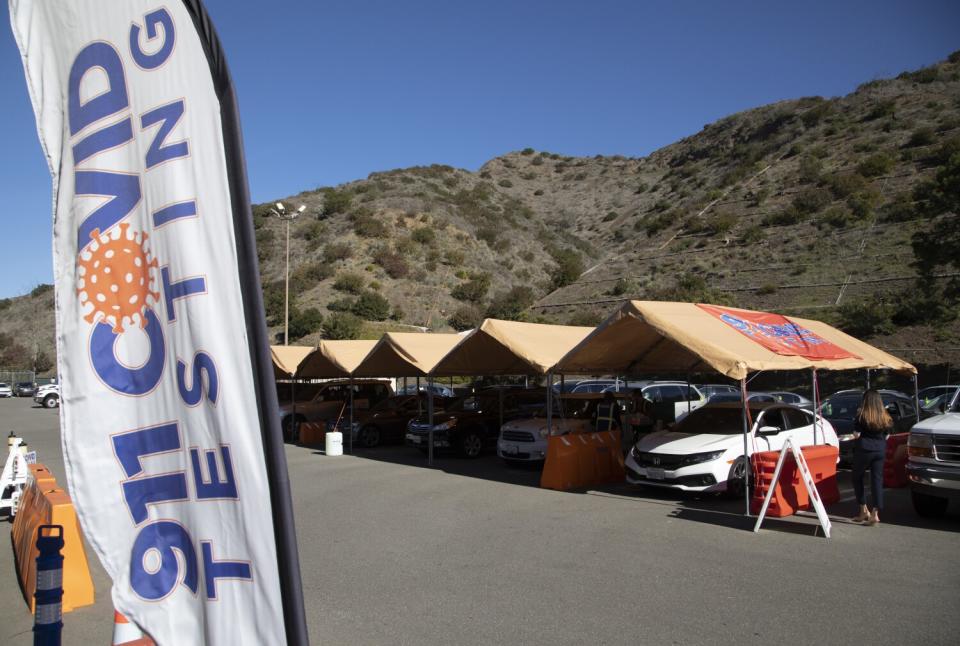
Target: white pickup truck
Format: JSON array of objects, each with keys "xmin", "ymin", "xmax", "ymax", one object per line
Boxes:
[{"xmin": 907, "ymin": 388, "xmax": 960, "ymax": 517}]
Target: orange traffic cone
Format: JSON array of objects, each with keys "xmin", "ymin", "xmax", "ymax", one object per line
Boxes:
[{"xmin": 112, "ymin": 610, "xmax": 155, "ymax": 645}]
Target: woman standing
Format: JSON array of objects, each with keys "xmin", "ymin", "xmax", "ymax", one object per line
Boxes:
[{"xmin": 851, "ymin": 389, "xmax": 893, "ymax": 525}]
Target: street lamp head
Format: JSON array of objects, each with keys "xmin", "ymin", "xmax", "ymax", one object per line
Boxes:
[
  {"xmin": 275, "ymin": 202, "xmax": 285, "ymax": 212},
  {"xmin": 297, "ymin": 205, "xmax": 307, "ymax": 213}
]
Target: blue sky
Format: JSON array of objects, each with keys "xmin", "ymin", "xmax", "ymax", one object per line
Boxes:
[{"xmin": 1, "ymin": 0, "xmax": 958, "ymax": 298}]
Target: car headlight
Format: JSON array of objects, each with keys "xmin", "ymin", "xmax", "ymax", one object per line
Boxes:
[
  {"xmin": 680, "ymin": 450, "xmax": 726, "ymax": 467},
  {"xmin": 630, "ymin": 444, "xmax": 643, "ymax": 460},
  {"xmin": 837, "ymin": 433, "xmax": 856, "ymax": 442},
  {"xmin": 435, "ymin": 419, "xmax": 457, "ymax": 431},
  {"xmin": 908, "ymin": 432, "xmax": 933, "ymax": 458}
]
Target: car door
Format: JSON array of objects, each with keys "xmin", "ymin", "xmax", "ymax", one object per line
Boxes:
[
  {"xmin": 781, "ymin": 407, "xmax": 815, "ymax": 446},
  {"xmin": 896, "ymin": 401, "xmax": 917, "ymax": 433}
]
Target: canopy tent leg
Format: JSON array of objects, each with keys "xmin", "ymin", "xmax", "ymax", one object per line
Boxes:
[
  {"xmin": 686, "ymin": 373, "xmax": 691, "ymax": 416},
  {"xmin": 811, "ymin": 369, "xmax": 818, "ymax": 444},
  {"xmin": 499, "ymin": 378, "xmax": 504, "ymax": 434},
  {"xmin": 740, "ymin": 376, "xmax": 750, "ymax": 517},
  {"xmin": 428, "ymin": 376, "xmax": 435, "ymax": 467},
  {"xmin": 865, "ymin": 368, "xmax": 871, "ymax": 390},
  {"xmin": 348, "ymin": 379, "xmax": 354, "ymax": 454},
  {"xmin": 291, "ymin": 380, "xmax": 297, "ymax": 443},
  {"xmin": 546, "ymin": 371, "xmax": 553, "ymax": 436}
]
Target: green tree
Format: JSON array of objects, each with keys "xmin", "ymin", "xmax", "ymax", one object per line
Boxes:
[
  {"xmin": 333, "ymin": 272, "xmax": 365, "ymax": 294},
  {"xmin": 448, "ymin": 304, "xmax": 483, "ymax": 331},
  {"xmin": 549, "ymin": 248, "xmax": 584, "ymax": 288},
  {"xmin": 451, "ymin": 273, "xmax": 491, "ymax": 303},
  {"xmin": 324, "ymin": 312, "xmax": 363, "ymax": 340},
  {"xmin": 485, "ymin": 286, "xmax": 535, "ymax": 320},
  {"xmin": 321, "ymin": 188, "xmax": 353, "ymax": 216},
  {"xmin": 287, "ymin": 307, "xmax": 324, "ymax": 341},
  {"xmin": 352, "ymin": 291, "xmax": 391, "ymax": 321},
  {"xmin": 912, "ymin": 154, "xmax": 960, "ymax": 296}
]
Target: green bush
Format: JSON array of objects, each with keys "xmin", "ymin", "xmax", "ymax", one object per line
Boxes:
[
  {"xmin": 906, "ymin": 127, "xmax": 936, "ymax": 148},
  {"xmin": 297, "ymin": 220, "xmax": 326, "ymax": 242},
  {"xmin": 792, "ymin": 187, "xmax": 832, "ymax": 215},
  {"xmin": 323, "ymin": 312, "xmax": 363, "ymax": 340},
  {"xmin": 30, "ymin": 284, "xmax": 53, "ymax": 297},
  {"xmin": 321, "ymin": 188, "xmax": 353, "ymax": 216},
  {"xmin": 549, "ymin": 248, "xmax": 584, "ymax": 288},
  {"xmin": 837, "ymin": 298, "xmax": 893, "ymax": 337},
  {"xmin": 447, "ymin": 304, "xmax": 483, "ymax": 331},
  {"xmin": 825, "ymin": 173, "xmax": 866, "ymax": 199},
  {"xmin": 352, "ymin": 212, "xmax": 388, "ymax": 237},
  {"xmin": 609, "ymin": 278, "xmax": 632, "ymax": 296},
  {"xmin": 857, "ymin": 152, "xmax": 895, "ymax": 178},
  {"xmin": 602, "ymin": 211, "xmax": 619, "ymax": 222},
  {"xmin": 411, "ymin": 228, "xmax": 436, "ymax": 245},
  {"xmin": 821, "ymin": 205, "xmax": 851, "ymax": 228},
  {"xmin": 498, "ymin": 179, "xmax": 514, "ymax": 188},
  {"xmin": 323, "ymin": 242, "xmax": 353, "ymax": 263},
  {"xmin": 261, "ymin": 281, "xmax": 285, "ymax": 325},
  {"xmin": 520, "ymin": 148, "xmax": 535, "ymax": 155},
  {"xmin": 531, "ymin": 156, "xmax": 544, "ymax": 166},
  {"xmin": 451, "ymin": 273, "xmax": 491, "ymax": 303},
  {"xmin": 290, "ymin": 261, "xmax": 333, "ymax": 291},
  {"xmin": 333, "ymin": 272, "xmax": 365, "ymax": 294},
  {"xmin": 352, "ymin": 290, "xmax": 390, "ymax": 321},
  {"xmin": 798, "ymin": 155, "xmax": 822, "ymax": 183},
  {"xmin": 443, "ymin": 249, "xmax": 465, "ymax": 266},
  {"xmin": 485, "ymin": 286, "xmax": 535, "ymax": 320},
  {"xmin": 288, "ymin": 307, "xmax": 324, "ymax": 341},
  {"xmin": 879, "ymin": 192, "xmax": 916, "ymax": 223}
]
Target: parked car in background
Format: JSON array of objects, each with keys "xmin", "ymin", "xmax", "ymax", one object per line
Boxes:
[
  {"xmin": 34, "ymin": 384, "xmax": 60, "ymax": 408},
  {"xmin": 706, "ymin": 392, "xmax": 779, "ymax": 404},
  {"xmin": 15, "ymin": 381, "xmax": 37, "ymax": 397},
  {"xmin": 918, "ymin": 385, "xmax": 959, "ymax": 415},
  {"xmin": 551, "ymin": 379, "xmax": 583, "ymax": 394},
  {"xmin": 819, "ymin": 390, "xmax": 918, "ymax": 463},
  {"xmin": 907, "ymin": 388, "xmax": 960, "ymax": 517},
  {"xmin": 769, "ymin": 391, "xmax": 814, "ymax": 411},
  {"xmin": 333, "ymin": 394, "xmax": 450, "ymax": 448},
  {"xmin": 398, "ymin": 383, "xmax": 456, "ymax": 398},
  {"xmin": 406, "ymin": 389, "xmax": 545, "ymax": 458},
  {"xmin": 497, "ymin": 394, "xmax": 612, "ymax": 464},
  {"xmin": 278, "ymin": 379, "xmax": 393, "ymax": 442},
  {"xmin": 570, "ymin": 379, "xmax": 623, "ymax": 394},
  {"xmin": 697, "ymin": 384, "xmax": 740, "ymax": 400},
  {"xmin": 0, "ymin": 383, "xmax": 12, "ymax": 398},
  {"xmin": 625, "ymin": 402, "xmax": 838, "ymax": 495},
  {"xmin": 619, "ymin": 382, "xmax": 706, "ymax": 423}
]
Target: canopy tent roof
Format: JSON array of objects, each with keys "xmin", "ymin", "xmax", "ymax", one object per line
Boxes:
[
  {"xmin": 431, "ymin": 319, "xmax": 593, "ymax": 377},
  {"xmin": 270, "ymin": 345, "xmax": 314, "ymax": 380},
  {"xmin": 554, "ymin": 301, "xmax": 915, "ymax": 379},
  {"xmin": 351, "ymin": 332, "xmax": 464, "ymax": 378},
  {"xmin": 296, "ymin": 340, "xmax": 378, "ymax": 378}
]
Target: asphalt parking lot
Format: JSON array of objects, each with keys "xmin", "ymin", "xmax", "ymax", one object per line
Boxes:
[{"xmin": 1, "ymin": 395, "xmax": 958, "ymax": 645}]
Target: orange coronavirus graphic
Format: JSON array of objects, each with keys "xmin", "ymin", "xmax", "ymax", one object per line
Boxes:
[{"xmin": 77, "ymin": 222, "xmax": 160, "ymax": 333}]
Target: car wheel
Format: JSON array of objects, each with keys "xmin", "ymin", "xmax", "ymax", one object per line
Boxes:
[
  {"xmin": 911, "ymin": 490, "xmax": 948, "ymax": 518},
  {"xmin": 44, "ymin": 395, "xmax": 59, "ymax": 409},
  {"xmin": 360, "ymin": 425, "xmax": 380, "ymax": 448},
  {"xmin": 726, "ymin": 457, "xmax": 749, "ymax": 498},
  {"xmin": 460, "ymin": 431, "xmax": 483, "ymax": 459},
  {"xmin": 282, "ymin": 416, "xmax": 304, "ymax": 443}
]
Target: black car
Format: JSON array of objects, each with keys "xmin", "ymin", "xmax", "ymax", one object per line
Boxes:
[
  {"xmin": 820, "ymin": 391, "xmax": 918, "ymax": 463},
  {"xmin": 405, "ymin": 389, "xmax": 545, "ymax": 458},
  {"xmin": 15, "ymin": 382, "xmax": 37, "ymax": 397}
]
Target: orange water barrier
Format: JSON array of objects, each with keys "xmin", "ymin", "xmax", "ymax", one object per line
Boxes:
[
  {"xmin": 883, "ymin": 433, "xmax": 909, "ymax": 488},
  {"xmin": 750, "ymin": 445, "xmax": 840, "ymax": 517},
  {"xmin": 298, "ymin": 422, "xmax": 327, "ymax": 445},
  {"xmin": 10, "ymin": 464, "xmax": 95, "ymax": 613},
  {"xmin": 541, "ymin": 430, "xmax": 625, "ymax": 491}
]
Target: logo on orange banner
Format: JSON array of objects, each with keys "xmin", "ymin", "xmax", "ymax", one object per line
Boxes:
[{"xmin": 698, "ymin": 304, "xmax": 860, "ymax": 360}]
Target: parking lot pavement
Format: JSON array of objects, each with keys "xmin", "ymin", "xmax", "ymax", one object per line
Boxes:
[{"xmin": 3, "ymin": 394, "xmax": 959, "ymax": 645}]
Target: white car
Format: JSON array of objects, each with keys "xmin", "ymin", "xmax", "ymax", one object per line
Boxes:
[
  {"xmin": 497, "ymin": 396, "xmax": 607, "ymax": 463},
  {"xmin": 625, "ymin": 402, "xmax": 838, "ymax": 495},
  {"xmin": 0, "ymin": 382, "xmax": 12, "ymax": 398},
  {"xmin": 623, "ymin": 382, "xmax": 707, "ymax": 423},
  {"xmin": 34, "ymin": 384, "xmax": 60, "ymax": 408}
]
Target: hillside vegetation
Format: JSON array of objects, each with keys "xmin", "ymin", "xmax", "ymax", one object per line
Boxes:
[{"xmin": 2, "ymin": 53, "xmax": 959, "ymax": 371}]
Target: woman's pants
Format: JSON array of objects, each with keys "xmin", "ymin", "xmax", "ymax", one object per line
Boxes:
[{"xmin": 852, "ymin": 448, "xmax": 885, "ymax": 510}]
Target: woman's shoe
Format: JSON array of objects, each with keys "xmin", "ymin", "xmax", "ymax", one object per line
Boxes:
[
  {"xmin": 852, "ymin": 507, "xmax": 870, "ymax": 522},
  {"xmin": 867, "ymin": 511, "xmax": 880, "ymax": 526}
]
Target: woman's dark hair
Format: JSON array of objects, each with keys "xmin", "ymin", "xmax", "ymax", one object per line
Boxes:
[{"xmin": 857, "ymin": 389, "xmax": 893, "ymax": 431}]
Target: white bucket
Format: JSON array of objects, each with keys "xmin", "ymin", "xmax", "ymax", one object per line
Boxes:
[{"xmin": 325, "ymin": 431, "xmax": 343, "ymax": 457}]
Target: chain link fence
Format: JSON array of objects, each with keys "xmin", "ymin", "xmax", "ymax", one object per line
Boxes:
[{"xmin": 0, "ymin": 370, "xmax": 37, "ymax": 387}]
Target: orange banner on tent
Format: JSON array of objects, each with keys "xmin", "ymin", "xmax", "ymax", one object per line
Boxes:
[{"xmin": 698, "ymin": 304, "xmax": 860, "ymax": 360}]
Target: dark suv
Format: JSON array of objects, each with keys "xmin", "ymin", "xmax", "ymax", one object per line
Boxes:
[
  {"xmin": 405, "ymin": 389, "xmax": 546, "ymax": 458},
  {"xmin": 15, "ymin": 382, "xmax": 37, "ymax": 397}
]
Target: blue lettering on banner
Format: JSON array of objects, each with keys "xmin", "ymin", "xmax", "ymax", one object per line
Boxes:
[
  {"xmin": 152, "ymin": 200, "xmax": 197, "ymax": 227},
  {"xmin": 130, "ymin": 521, "xmax": 199, "ymax": 600},
  {"xmin": 190, "ymin": 446, "xmax": 236, "ymax": 499},
  {"xmin": 161, "ymin": 267, "xmax": 207, "ymax": 322},
  {"xmin": 141, "ymin": 101, "xmax": 189, "ymax": 169},
  {"xmin": 68, "ymin": 42, "xmax": 128, "ymax": 136},
  {"xmin": 201, "ymin": 542, "xmax": 252, "ymax": 599},
  {"xmin": 67, "ymin": 10, "xmax": 255, "ymax": 605},
  {"xmin": 129, "ymin": 8, "xmax": 175, "ymax": 70},
  {"xmin": 177, "ymin": 352, "xmax": 219, "ymax": 406}
]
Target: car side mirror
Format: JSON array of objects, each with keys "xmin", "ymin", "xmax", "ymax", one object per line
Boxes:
[{"xmin": 757, "ymin": 425, "xmax": 780, "ymax": 436}]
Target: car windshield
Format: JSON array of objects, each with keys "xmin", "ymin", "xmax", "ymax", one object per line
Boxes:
[
  {"xmin": 820, "ymin": 396, "xmax": 861, "ymax": 420},
  {"xmin": 446, "ymin": 396, "xmax": 493, "ymax": 412},
  {"xmin": 673, "ymin": 407, "xmax": 749, "ymax": 434}
]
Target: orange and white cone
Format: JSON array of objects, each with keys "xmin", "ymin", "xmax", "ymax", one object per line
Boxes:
[{"xmin": 112, "ymin": 610, "xmax": 155, "ymax": 645}]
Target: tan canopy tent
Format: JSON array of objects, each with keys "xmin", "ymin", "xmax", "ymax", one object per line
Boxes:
[
  {"xmin": 270, "ymin": 345, "xmax": 315, "ymax": 380},
  {"xmin": 352, "ymin": 333, "xmax": 464, "ymax": 378},
  {"xmin": 431, "ymin": 319, "xmax": 594, "ymax": 377},
  {"xmin": 554, "ymin": 301, "xmax": 915, "ymax": 378},
  {"xmin": 296, "ymin": 340, "xmax": 379, "ymax": 378}
]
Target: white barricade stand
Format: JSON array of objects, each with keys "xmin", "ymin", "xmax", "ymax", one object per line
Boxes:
[
  {"xmin": 752, "ymin": 438, "xmax": 832, "ymax": 538},
  {"xmin": 0, "ymin": 437, "xmax": 31, "ymax": 517}
]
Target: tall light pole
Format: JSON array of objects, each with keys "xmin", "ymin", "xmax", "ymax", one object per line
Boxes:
[{"xmin": 269, "ymin": 201, "xmax": 306, "ymax": 345}]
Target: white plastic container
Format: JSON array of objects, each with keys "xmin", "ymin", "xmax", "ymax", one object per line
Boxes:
[{"xmin": 325, "ymin": 431, "xmax": 343, "ymax": 457}]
